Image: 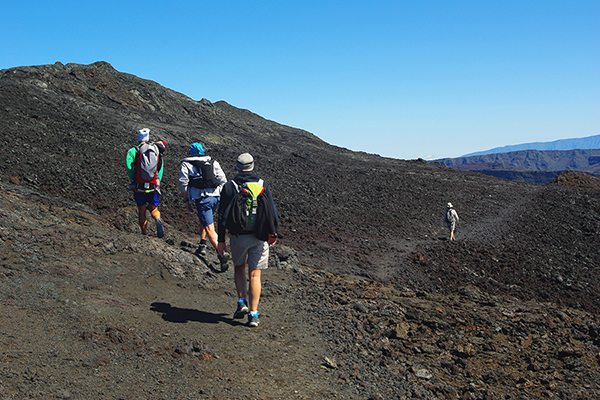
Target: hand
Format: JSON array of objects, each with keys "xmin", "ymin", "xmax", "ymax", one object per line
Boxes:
[
  {"xmin": 217, "ymin": 242, "xmax": 226, "ymax": 258},
  {"xmin": 185, "ymin": 202, "xmax": 193, "ymax": 213},
  {"xmin": 268, "ymin": 235, "xmax": 277, "ymax": 246}
]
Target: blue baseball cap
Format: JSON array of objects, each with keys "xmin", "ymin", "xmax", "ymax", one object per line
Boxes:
[{"xmin": 190, "ymin": 142, "xmax": 205, "ymax": 155}]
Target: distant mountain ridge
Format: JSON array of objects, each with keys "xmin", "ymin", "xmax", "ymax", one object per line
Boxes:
[
  {"xmin": 435, "ymin": 149, "xmax": 600, "ymax": 184},
  {"xmin": 462, "ymin": 134, "xmax": 600, "ymax": 157}
]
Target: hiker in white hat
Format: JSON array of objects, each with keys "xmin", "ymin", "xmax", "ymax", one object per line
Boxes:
[
  {"xmin": 217, "ymin": 153, "xmax": 279, "ymax": 327},
  {"xmin": 125, "ymin": 128, "xmax": 166, "ymax": 238},
  {"xmin": 443, "ymin": 202, "xmax": 459, "ymax": 241}
]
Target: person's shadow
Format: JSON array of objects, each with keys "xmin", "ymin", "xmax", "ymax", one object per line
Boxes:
[{"xmin": 150, "ymin": 302, "xmax": 242, "ymax": 326}]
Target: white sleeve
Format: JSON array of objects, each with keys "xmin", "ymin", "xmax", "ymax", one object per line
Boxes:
[
  {"xmin": 178, "ymin": 162, "xmax": 192, "ymax": 193},
  {"xmin": 213, "ymin": 160, "xmax": 228, "ymax": 186}
]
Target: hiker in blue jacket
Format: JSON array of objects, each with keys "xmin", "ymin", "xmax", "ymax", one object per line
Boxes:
[
  {"xmin": 179, "ymin": 142, "xmax": 228, "ymax": 263},
  {"xmin": 217, "ymin": 153, "xmax": 278, "ymax": 327}
]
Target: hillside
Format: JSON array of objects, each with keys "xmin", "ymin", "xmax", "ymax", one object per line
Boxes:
[{"xmin": 1, "ymin": 62, "xmax": 600, "ymax": 399}]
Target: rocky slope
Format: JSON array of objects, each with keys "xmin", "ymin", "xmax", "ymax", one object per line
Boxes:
[{"xmin": 1, "ymin": 62, "xmax": 599, "ymax": 399}]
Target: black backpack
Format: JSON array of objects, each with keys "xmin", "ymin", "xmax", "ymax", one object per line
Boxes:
[
  {"xmin": 224, "ymin": 179, "xmax": 278, "ymax": 241},
  {"xmin": 188, "ymin": 159, "xmax": 220, "ymax": 189}
]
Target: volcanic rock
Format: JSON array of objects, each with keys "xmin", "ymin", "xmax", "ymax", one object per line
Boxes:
[{"xmin": 1, "ymin": 62, "xmax": 599, "ymax": 399}]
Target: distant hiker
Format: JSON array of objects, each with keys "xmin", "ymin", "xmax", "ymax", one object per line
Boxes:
[
  {"xmin": 443, "ymin": 202, "xmax": 459, "ymax": 241},
  {"xmin": 126, "ymin": 128, "xmax": 166, "ymax": 238},
  {"xmin": 179, "ymin": 142, "xmax": 229, "ymax": 263},
  {"xmin": 217, "ymin": 153, "xmax": 279, "ymax": 327}
]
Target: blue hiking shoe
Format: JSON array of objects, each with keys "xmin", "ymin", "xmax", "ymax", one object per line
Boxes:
[
  {"xmin": 248, "ymin": 312, "xmax": 259, "ymax": 327},
  {"xmin": 233, "ymin": 299, "xmax": 249, "ymax": 319},
  {"xmin": 156, "ymin": 219, "xmax": 165, "ymax": 238}
]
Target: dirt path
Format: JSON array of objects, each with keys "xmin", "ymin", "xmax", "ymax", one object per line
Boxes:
[
  {"xmin": 0, "ymin": 186, "xmax": 359, "ymax": 400},
  {"xmin": 134, "ymin": 267, "xmax": 352, "ymax": 399},
  {"xmin": 1, "ymin": 253, "xmax": 356, "ymax": 400}
]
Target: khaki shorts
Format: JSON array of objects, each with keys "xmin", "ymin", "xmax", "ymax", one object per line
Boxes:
[{"xmin": 230, "ymin": 234, "xmax": 269, "ymax": 270}]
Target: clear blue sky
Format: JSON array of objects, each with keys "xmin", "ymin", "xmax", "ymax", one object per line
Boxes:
[{"xmin": 1, "ymin": 1, "xmax": 598, "ymax": 160}]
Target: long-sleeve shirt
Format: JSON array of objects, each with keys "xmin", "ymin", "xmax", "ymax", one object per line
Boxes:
[
  {"xmin": 178, "ymin": 155, "xmax": 227, "ymax": 201},
  {"xmin": 217, "ymin": 172, "xmax": 278, "ymax": 243}
]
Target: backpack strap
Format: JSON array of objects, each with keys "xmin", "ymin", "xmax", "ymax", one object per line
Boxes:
[
  {"xmin": 230, "ymin": 178, "xmax": 263, "ymax": 193},
  {"xmin": 188, "ymin": 158, "xmax": 213, "ymax": 175}
]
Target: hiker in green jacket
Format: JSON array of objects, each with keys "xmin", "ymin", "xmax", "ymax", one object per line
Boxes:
[{"xmin": 126, "ymin": 128, "xmax": 166, "ymax": 237}]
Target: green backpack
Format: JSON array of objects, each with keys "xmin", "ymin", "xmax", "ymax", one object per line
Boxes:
[
  {"xmin": 224, "ymin": 179, "xmax": 278, "ymax": 241},
  {"xmin": 235, "ymin": 179, "xmax": 264, "ymax": 230}
]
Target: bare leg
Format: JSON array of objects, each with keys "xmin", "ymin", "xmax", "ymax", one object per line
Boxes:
[
  {"xmin": 138, "ymin": 205, "xmax": 148, "ymax": 235},
  {"xmin": 235, "ymin": 263, "xmax": 247, "ymax": 300},
  {"xmin": 204, "ymin": 223, "xmax": 219, "ymax": 250},
  {"xmin": 148, "ymin": 204, "xmax": 161, "ymax": 221},
  {"xmin": 248, "ymin": 268, "xmax": 262, "ymax": 313}
]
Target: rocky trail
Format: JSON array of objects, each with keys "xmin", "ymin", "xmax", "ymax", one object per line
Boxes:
[
  {"xmin": 0, "ymin": 184, "xmax": 352, "ymax": 399},
  {"xmin": 1, "ymin": 182, "xmax": 599, "ymax": 400}
]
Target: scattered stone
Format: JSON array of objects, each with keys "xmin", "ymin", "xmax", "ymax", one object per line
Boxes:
[
  {"xmin": 323, "ymin": 357, "xmax": 338, "ymax": 369},
  {"xmin": 55, "ymin": 390, "xmax": 71, "ymax": 399},
  {"xmin": 414, "ymin": 369, "xmax": 432, "ymax": 380}
]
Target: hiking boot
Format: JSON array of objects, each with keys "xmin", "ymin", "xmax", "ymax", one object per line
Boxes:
[
  {"xmin": 233, "ymin": 299, "xmax": 249, "ymax": 319},
  {"xmin": 156, "ymin": 219, "xmax": 165, "ymax": 238},
  {"xmin": 248, "ymin": 312, "xmax": 259, "ymax": 327},
  {"xmin": 198, "ymin": 243, "xmax": 207, "ymax": 256},
  {"xmin": 218, "ymin": 252, "xmax": 230, "ymax": 272}
]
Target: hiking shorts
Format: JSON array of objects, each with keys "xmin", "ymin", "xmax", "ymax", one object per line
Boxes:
[
  {"xmin": 447, "ymin": 221, "xmax": 456, "ymax": 232},
  {"xmin": 230, "ymin": 234, "xmax": 269, "ymax": 270},
  {"xmin": 194, "ymin": 196, "xmax": 219, "ymax": 227},
  {"xmin": 134, "ymin": 192, "xmax": 160, "ymax": 207}
]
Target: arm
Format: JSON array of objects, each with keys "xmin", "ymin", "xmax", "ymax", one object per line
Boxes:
[
  {"xmin": 155, "ymin": 141, "xmax": 166, "ymax": 182},
  {"xmin": 217, "ymin": 181, "xmax": 234, "ymax": 243},
  {"xmin": 216, "ymin": 181, "xmax": 234, "ymax": 257},
  {"xmin": 178, "ymin": 161, "xmax": 191, "ymax": 195},
  {"xmin": 212, "ymin": 160, "xmax": 228, "ymax": 187},
  {"xmin": 126, "ymin": 147, "xmax": 137, "ymax": 181},
  {"xmin": 261, "ymin": 181, "xmax": 279, "ymax": 246},
  {"xmin": 178, "ymin": 161, "xmax": 194, "ymax": 211},
  {"xmin": 262, "ymin": 181, "xmax": 279, "ymax": 232}
]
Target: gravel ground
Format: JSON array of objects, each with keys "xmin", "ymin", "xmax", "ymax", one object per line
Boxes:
[
  {"xmin": 1, "ymin": 62, "xmax": 599, "ymax": 399},
  {"xmin": 2, "ymin": 177, "xmax": 599, "ymax": 400}
]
